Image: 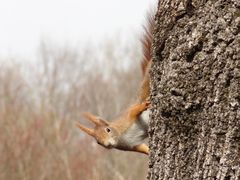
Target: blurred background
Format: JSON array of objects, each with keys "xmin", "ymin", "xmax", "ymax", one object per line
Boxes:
[{"xmin": 0, "ymin": 0, "xmax": 156, "ymax": 179}]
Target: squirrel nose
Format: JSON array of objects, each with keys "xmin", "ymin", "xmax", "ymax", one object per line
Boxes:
[{"xmin": 96, "ymin": 141, "xmax": 102, "ymax": 146}]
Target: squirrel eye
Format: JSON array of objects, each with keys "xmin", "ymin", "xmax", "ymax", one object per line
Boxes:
[{"xmin": 105, "ymin": 127, "xmax": 111, "ymax": 133}]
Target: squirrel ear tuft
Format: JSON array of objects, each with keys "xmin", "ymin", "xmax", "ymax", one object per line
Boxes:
[
  {"xmin": 82, "ymin": 112, "xmax": 102, "ymax": 125},
  {"xmin": 75, "ymin": 122, "xmax": 95, "ymax": 137},
  {"xmin": 99, "ymin": 119, "xmax": 109, "ymax": 126},
  {"xmin": 82, "ymin": 112, "xmax": 110, "ymax": 126}
]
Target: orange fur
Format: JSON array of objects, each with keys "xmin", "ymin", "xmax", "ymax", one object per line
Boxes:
[
  {"xmin": 133, "ymin": 144, "xmax": 149, "ymax": 154},
  {"xmin": 76, "ymin": 12, "xmax": 154, "ymax": 155},
  {"xmin": 111, "ymin": 101, "xmax": 150, "ymax": 134}
]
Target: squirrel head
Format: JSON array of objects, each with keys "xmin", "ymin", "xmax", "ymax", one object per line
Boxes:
[{"xmin": 76, "ymin": 112, "xmax": 119, "ymax": 149}]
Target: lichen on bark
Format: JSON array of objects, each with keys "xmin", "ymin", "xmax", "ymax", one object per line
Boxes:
[{"xmin": 148, "ymin": 0, "xmax": 240, "ymax": 179}]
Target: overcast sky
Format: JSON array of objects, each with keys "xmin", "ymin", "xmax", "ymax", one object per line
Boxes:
[{"xmin": 0, "ymin": 0, "xmax": 156, "ymax": 60}]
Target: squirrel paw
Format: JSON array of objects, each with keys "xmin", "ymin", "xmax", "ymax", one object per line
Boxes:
[{"xmin": 142, "ymin": 99, "xmax": 151, "ymax": 110}]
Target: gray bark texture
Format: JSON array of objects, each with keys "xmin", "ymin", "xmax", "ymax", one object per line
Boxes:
[{"xmin": 148, "ymin": 0, "xmax": 240, "ymax": 179}]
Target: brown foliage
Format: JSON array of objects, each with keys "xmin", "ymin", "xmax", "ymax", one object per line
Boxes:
[{"xmin": 0, "ymin": 37, "xmax": 148, "ymax": 180}]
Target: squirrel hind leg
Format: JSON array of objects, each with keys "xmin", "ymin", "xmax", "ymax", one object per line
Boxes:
[
  {"xmin": 128, "ymin": 101, "xmax": 149, "ymax": 119},
  {"xmin": 133, "ymin": 143, "xmax": 149, "ymax": 155}
]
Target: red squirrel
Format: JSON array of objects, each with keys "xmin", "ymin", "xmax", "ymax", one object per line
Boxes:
[{"xmin": 76, "ymin": 14, "xmax": 154, "ymax": 155}]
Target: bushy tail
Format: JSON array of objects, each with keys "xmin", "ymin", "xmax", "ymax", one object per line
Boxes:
[
  {"xmin": 140, "ymin": 11, "xmax": 154, "ymax": 77},
  {"xmin": 138, "ymin": 11, "xmax": 155, "ymax": 102}
]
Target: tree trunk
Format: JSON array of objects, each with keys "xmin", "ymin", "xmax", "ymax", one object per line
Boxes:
[{"xmin": 148, "ymin": 0, "xmax": 240, "ymax": 179}]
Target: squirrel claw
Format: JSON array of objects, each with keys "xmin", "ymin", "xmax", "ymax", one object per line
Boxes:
[{"xmin": 143, "ymin": 99, "xmax": 151, "ymax": 109}]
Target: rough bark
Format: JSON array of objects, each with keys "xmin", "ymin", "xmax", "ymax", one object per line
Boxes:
[{"xmin": 148, "ymin": 0, "xmax": 240, "ymax": 179}]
